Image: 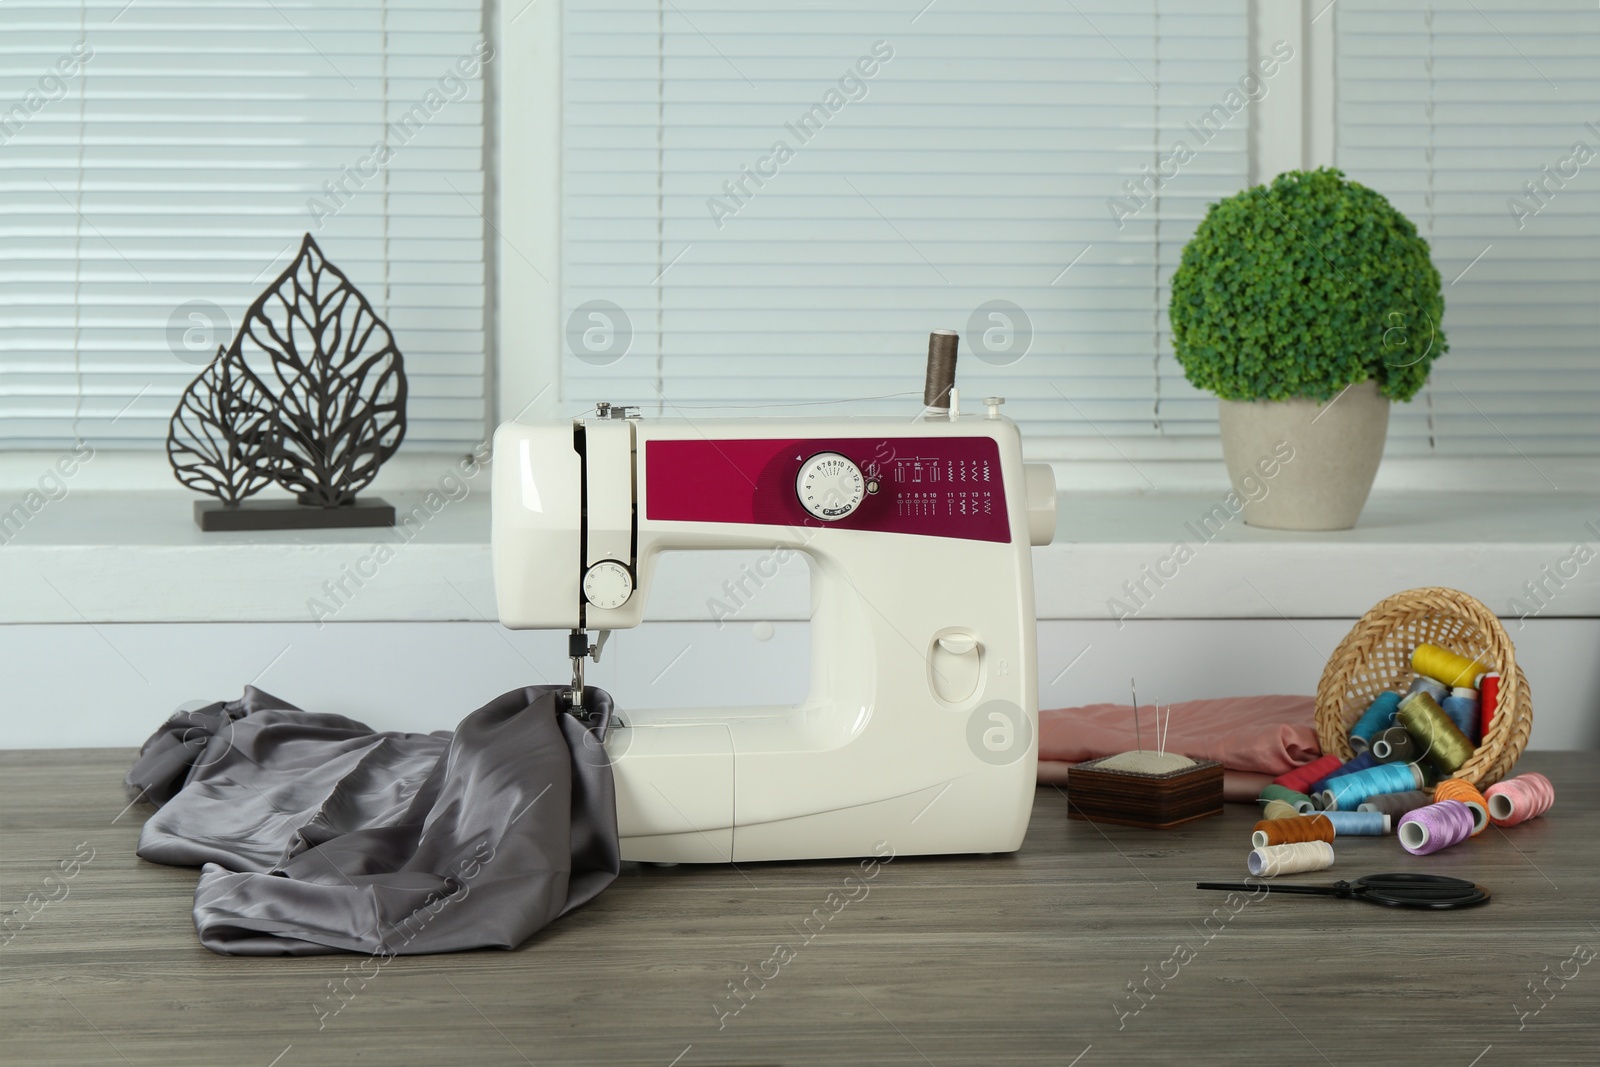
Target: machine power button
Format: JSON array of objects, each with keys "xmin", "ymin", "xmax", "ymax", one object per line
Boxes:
[{"xmin": 795, "ymin": 452, "xmax": 865, "ymax": 521}]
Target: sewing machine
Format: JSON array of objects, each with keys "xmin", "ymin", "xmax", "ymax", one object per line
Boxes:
[{"xmin": 491, "ymin": 342, "xmax": 1056, "ymax": 862}]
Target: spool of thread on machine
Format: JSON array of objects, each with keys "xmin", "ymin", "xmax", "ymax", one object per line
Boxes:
[
  {"xmin": 1440, "ymin": 687, "xmax": 1480, "ymax": 743},
  {"xmin": 1319, "ymin": 810, "xmax": 1390, "ymax": 836},
  {"xmin": 1318, "ymin": 762, "xmax": 1422, "ymax": 811},
  {"xmin": 1477, "ymin": 672, "xmax": 1501, "ymax": 738},
  {"xmin": 1484, "ymin": 772, "xmax": 1556, "ymax": 827},
  {"xmin": 1248, "ymin": 841, "xmax": 1335, "ymax": 877},
  {"xmin": 923, "ymin": 330, "xmax": 959, "ymax": 411},
  {"xmin": 1396, "ymin": 691, "xmax": 1477, "ymax": 774},
  {"xmin": 1357, "ymin": 789, "xmax": 1435, "ymax": 817},
  {"xmin": 1412, "ymin": 644, "xmax": 1488, "ymax": 688},
  {"xmin": 1273, "ymin": 754, "xmax": 1344, "ymax": 796},
  {"xmin": 1433, "ymin": 779, "xmax": 1489, "ymax": 835},
  {"xmin": 1369, "ymin": 726, "xmax": 1419, "ymax": 764},
  {"xmin": 1252, "ymin": 815, "xmax": 1335, "ymax": 848},
  {"xmin": 1398, "ymin": 800, "xmax": 1476, "ymax": 856},
  {"xmin": 1348, "ymin": 691, "xmax": 1402, "ymax": 752},
  {"xmin": 1260, "ymin": 799, "xmax": 1303, "ymax": 822}
]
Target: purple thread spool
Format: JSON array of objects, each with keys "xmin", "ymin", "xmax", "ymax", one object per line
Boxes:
[{"xmin": 1397, "ymin": 799, "xmax": 1476, "ymax": 856}]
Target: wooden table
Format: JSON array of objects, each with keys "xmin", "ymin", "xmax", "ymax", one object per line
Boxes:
[{"xmin": 2, "ymin": 750, "xmax": 1594, "ymax": 1066}]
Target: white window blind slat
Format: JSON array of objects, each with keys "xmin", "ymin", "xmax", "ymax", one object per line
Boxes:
[
  {"xmin": 0, "ymin": 0, "xmax": 488, "ymax": 450},
  {"xmin": 563, "ymin": 0, "xmax": 1250, "ymax": 462},
  {"xmin": 1337, "ymin": 0, "xmax": 1600, "ymax": 459}
]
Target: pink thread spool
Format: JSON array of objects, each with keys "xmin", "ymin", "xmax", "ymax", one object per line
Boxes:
[{"xmin": 1484, "ymin": 772, "xmax": 1555, "ymax": 827}]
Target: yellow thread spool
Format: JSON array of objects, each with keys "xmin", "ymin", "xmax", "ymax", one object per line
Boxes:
[{"xmin": 1412, "ymin": 643, "xmax": 1489, "ymax": 689}]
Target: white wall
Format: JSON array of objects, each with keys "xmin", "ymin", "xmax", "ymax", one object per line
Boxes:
[{"xmin": 6, "ymin": 616, "xmax": 1592, "ymax": 751}]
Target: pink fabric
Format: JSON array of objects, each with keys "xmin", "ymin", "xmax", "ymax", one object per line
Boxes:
[{"xmin": 1038, "ymin": 694, "xmax": 1322, "ymax": 776}]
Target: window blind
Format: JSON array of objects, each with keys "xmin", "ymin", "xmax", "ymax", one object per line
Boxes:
[
  {"xmin": 1336, "ymin": 0, "xmax": 1600, "ymax": 458},
  {"xmin": 562, "ymin": 0, "xmax": 1252, "ymax": 461},
  {"xmin": 0, "ymin": 0, "xmax": 488, "ymax": 451}
]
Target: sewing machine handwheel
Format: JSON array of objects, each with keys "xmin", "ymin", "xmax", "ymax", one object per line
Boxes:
[{"xmin": 583, "ymin": 560, "xmax": 634, "ymax": 609}]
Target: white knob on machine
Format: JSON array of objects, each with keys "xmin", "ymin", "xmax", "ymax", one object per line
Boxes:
[
  {"xmin": 795, "ymin": 452, "xmax": 866, "ymax": 521},
  {"xmin": 582, "ymin": 560, "xmax": 634, "ymax": 609}
]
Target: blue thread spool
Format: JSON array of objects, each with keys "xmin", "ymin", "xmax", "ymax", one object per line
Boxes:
[
  {"xmin": 1318, "ymin": 762, "xmax": 1423, "ymax": 811},
  {"xmin": 1309, "ymin": 751, "xmax": 1379, "ymax": 795},
  {"xmin": 1349, "ymin": 691, "xmax": 1402, "ymax": 752},
  {"xmin": 1407, "ymin": 676, "xmax": 1449, "ymax": 703},
  {"xmin": 1320, "ymin": 810, "xmax": 1390, "ymax": 836},
  {"xmin": 1440, "ymin": 687, "xmax": 1480, "ymax": 743}
]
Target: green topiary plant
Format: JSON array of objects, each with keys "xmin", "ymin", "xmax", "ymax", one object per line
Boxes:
[{"xmin": 1169, "ymin": 167, "xmax": 1446, "ymax": 403}]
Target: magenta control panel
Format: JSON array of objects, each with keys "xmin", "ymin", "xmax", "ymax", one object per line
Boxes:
[{"xmin": 644, "ymin": 436, "xmax": 1011, "ymax": 543}]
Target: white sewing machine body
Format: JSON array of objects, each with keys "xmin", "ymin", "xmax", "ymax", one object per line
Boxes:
[{"xmin": 492, "ymin": 408, "xmax": 1056, "ymax": 863}]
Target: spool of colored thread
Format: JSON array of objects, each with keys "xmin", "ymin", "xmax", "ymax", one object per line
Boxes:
[
  {"xmin": 1398, "ymin": 799, "xmax": 1475, "ymax": 855},
  {"xmin": 1477, "ymin": 672, "xmax": 1501, "ymax": 738},
  {"xmin": 1440, "ymin": 687, "xmax": 1480, "ymax": 743},
  {"xmin": 1357, "ymin": 789, "xmax": 1435, "ymax": 817},
  {"xmin": 1272, "ymin": 754, "xmax": 1345, "ymax": 796},
  {"xmin": 1248, "ymin": 841, "xmax": 1335, "ymax": 877},
  {"xmin": 1258, "ymin": 783, "xmax": 1316, "ymax": 811},
  {"xmin": 1433, "ymin": 779, "xmax": 1489, "ymax": 835},
  {"xmin": 1370, "ymin": 726, "xmax": 1418, "ymax": 764},
  {"xmin": 1412, "ymin": 644, "xmax": 1488, "ymax": 688},
  {"xmin": 1406, "ymin": 675, "xmax": 1450, "ymax": 703},
  {"xmin": 1396, "ymin": 691, "xmax": 1477, "ymax": 774},
  {"xmin": 1261, "ymin": 799, "xmax": 1303, "ymax": 822},
  {"xmin": 1318, "ymin": 761, "xmax": 1422, "ymax": 811},
  {"xmin": 1308, "ymin": 750, "xmax": 1380, "ymax": 795},
  {"xmin": 1415, "ymin": 760, "xmax": 1441, "ymax": 788},
  {"xmin": 1484, "ymin": 772, "xmax": 1556, "ymax": 827},
  {"xmin": 1251, "ymin": 815, "xmax": 1335, "ymax": 849},
  {"xmin": 1348, "ymin": 691, "xmax": 1402, "ymax": 752},
  {"xmin": 1319, "ymin": 810, "xmax": 1390, "ymax": 836}
]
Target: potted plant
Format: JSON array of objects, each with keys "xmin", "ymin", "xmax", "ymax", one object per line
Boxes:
[{"xmin": 1169, "ymin": 168, "xmax": 1446, "ymax": 530}]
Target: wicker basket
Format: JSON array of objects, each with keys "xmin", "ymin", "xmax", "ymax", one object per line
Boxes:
[{"xmin": 1315, "ymin": 587, "xmax": 1532, "ymax": 788}]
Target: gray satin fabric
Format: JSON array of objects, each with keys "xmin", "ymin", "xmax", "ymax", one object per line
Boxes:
[{"xmin": 126, "ymin": 685, "xmax": 619, "ymax": 956}]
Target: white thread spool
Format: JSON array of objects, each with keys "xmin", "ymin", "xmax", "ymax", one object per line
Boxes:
[{"xmin": 1247, "ymin": 841, "xmax": 1335, "ymax": 877}]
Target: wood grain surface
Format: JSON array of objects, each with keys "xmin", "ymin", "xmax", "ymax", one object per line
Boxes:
[{"xmin": 2, "ymin": 750, "xmax": 1595, "ymax": 1066}]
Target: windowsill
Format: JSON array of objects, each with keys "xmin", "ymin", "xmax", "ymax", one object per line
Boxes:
[{"xmin": 2, "ymin": 489, "xmax": 1596, "ymax": 625}]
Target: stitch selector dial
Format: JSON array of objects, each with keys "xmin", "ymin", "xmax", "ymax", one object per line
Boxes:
[
  {"xmin": 583, "ymin": 560, "xmax": 634, "ymax": 609},
  {"xmin": 795, "ymin": 452, "xmax": 865, "ymax": 521}
]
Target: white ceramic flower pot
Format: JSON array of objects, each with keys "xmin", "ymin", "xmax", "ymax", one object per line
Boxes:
[{"xmin": 1217, "ymin": 379, "xmax": 1389, "ymax": 531}]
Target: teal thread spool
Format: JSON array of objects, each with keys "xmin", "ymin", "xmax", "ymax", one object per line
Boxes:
[
  {"xmin": 1357, "ymin": 789, "xmax": 1435, "ymax": 817},
  {"xmin": 1318, "ymin": 762, "xmax": 1423, "ymax": 811},
  {"xmin": 1258, "ymin": 783, "xmax": 1315, "ymax": 811},
  {"xmin": 1349, "ymin": 691, "xmax": 1402, "ymax": 752},
  {"xmin": 1320, "ymin": 810, "xmax": 1390, "ymax": 836}
]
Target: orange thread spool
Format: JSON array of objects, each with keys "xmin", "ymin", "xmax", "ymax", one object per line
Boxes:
[
  {"xmin": 1251, "ymin": 815, "xmax": 1335, "ymax": 848},
  {"xmin": 1433, "ymin": 779, "xmax": 1489, "ymax": 835}
]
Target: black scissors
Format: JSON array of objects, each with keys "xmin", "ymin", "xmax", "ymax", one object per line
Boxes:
[{"xmin": 1196, "ymin": 872, "xmax": 1490, "ymax": 910}]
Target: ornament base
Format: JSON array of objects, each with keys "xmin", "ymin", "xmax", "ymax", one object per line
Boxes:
[{"xmin": 195, "ymin": 498, "xmax": 396, "ymax": 531}]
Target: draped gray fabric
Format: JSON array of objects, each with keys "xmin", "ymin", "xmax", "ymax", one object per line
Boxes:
[{"xmin": 126, "ymin": 685, "xmax": 620, "ymax": 956}]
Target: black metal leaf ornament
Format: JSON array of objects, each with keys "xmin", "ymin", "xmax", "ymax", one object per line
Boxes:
[
  {"xmin": 238, "ymin": 235, "xmax": 407, "ymax": 506},
  {"xmin": 166, "ymin": 345, "xmax": 275, "ymax": 504},
  {"xmin": 166, "ymin": 234, "xmax": 408, "ymax": 527}
]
